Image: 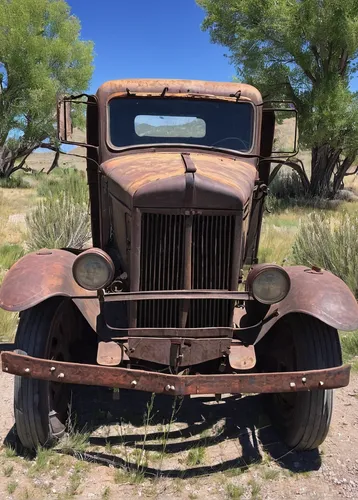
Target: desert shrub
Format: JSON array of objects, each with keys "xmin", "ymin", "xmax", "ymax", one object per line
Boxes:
[
  {"xmin": 0, "ymin": 244, "xmax": 24, "ymax": 269},
  {"xmin": 0, "ymin": 171, "xmax": 30, "ymax": 189},
  {"xmin": 292, "ymin": 212, "xmax": 358, "ymax": 296},
  {"xmin": 269, "ymin": 169, "xmax": 305, "ymax": 200},
  {"xmin": 27, "ymin": 168, "xmax": 91, "ymax": 250},
  {"xmin": 26, "ymin": 195, "xmax": 91, "ymax": 251},
  {"xmin": 37, "ymin": 168, "xmax": 88, "ymax": 205}
]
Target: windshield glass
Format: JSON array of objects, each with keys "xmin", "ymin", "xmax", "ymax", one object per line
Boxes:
[{"xmin": 108, "ymin": 97, "xmax": 254, "ymax": 152}]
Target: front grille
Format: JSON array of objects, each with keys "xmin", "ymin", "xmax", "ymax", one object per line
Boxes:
[{"xmin": 137, "ymin": 213, "xmax": 236, "ymax": 328}]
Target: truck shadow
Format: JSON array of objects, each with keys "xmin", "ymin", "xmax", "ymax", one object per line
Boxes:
[{"xmin": 58, "ymin": 384, "xmax": 322, "ymax": 478}]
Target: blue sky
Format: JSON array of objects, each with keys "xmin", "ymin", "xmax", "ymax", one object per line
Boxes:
[{"xmin": 67, "ymin": 0, "xmax": 235, "ymax": 93}]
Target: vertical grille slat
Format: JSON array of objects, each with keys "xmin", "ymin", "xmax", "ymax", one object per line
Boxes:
[{"xmin": 137, "ymin": 213, "xmax": 236, "ymax": 328}]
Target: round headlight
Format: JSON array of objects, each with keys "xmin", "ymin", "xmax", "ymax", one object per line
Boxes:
[
  {"xmin": 248, "ymin": 265, "xmax": 290, "ymax": 304},
  {"xmin": 72, "ymin": 249, "xmax": 115, "ymax": 291}
]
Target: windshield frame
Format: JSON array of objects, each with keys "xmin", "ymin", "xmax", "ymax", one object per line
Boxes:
[{"xmin": 105, "ymin": 94, "xmax": 257, "ymax": 155}]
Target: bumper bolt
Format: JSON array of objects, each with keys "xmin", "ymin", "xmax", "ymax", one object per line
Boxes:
[
  {"xmin": 57, "ymin": 373, "xmax": 65, "ymax": 379},
  {"xmin": 165, "ymin": 384, "xmax": 171, "ymax": 391},
  {"xmin": 289, "ymin": 382, "xmax": 296, "ymax": 388},
  {"xmin": 131, "ymin": 380, "xmax": 137, "ymax": 387},
  {"xmin": 319, "ymin": 381, "xmax": 324, "ymax": 386},
  {"xmin": 302, "ymin": 377, "xmax": 307, "ymax": 383},
  {"xmin": 170, "ymin": 385, "xmax": 175, "ymax": 391},
  {"xmin": 24, "ymin": 368, "xmax": 30, "ymax": 373},
  {"xmin": 50, "ymin": 367, "xmax": 56, "ymax": 372}
]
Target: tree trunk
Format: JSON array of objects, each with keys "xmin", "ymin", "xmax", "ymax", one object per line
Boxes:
[
  {"xmin": 0, "ymin": 146, "xmax": 16, "ymax": 178},
  {"xmin": 333, "ymin": 156, "xmax": 354, "ymax": 195},
  {"xmin": 309, "ymin": 144, "xmax": 342, "ymax": 197}
]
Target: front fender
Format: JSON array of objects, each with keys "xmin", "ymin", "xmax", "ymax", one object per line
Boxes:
[
  {"xmin": 254, "ymin": 266, "xmax": 358, "ymax": 343},
  {"xmin": 0, "ymin": 249, "xmax": 99, "ymax": 331}
]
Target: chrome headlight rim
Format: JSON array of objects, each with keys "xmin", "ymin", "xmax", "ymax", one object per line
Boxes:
[
  {"xmin": 72, "ymin": 248, "xmax": 115, "ymax": 291},
  {"xmin": 247, "ymin": 264, "xmax": 291, "ymax": 305}
]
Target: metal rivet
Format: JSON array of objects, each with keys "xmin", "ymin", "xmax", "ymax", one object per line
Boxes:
[
  {"xmin": 24, "ymin": 368, "xmax": 30, "ymax": 373},
  {"xmin": 165, "ymin": 384, "xmax": 171, "ymax": 391},
  {"xmin": 57, "ymin": 373, "xmax": 65, "ymax": 379},
  {"xmin": 302, "ymin": 377, "xmax": 307, "ymax": 383},
  {"xmin": 319, "ymin": 381, "xmax": 324, "ymax": 386},
  {"xmin": 5, "ymin": 366, "xmax": 8, "ymax": 372},
  {"xmin": 50, "ymin": 367, "xmax": 56, "ymax": 372},
  {"xmin": 170, "ymin": 385, "xmax": 175, "ymax": 391},
  {"xmin": 290, "ymin": 382, "xmax": 296, "ymax": 388},
  {"xmin": 131, "ymin": 380, "xmax": 137, "ymax": 387}
]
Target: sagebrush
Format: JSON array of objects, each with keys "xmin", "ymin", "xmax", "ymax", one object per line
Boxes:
[
  {"xmin": 26, "ymin": 168, "xmax": 91, "ymax": 250},
  {"xmin": 26, "ymin": 195, "xmax": 91, "ymax": 251},
  {"xmin": 292, "ymin": 212, "xmax": 358, "ymax": 296}
]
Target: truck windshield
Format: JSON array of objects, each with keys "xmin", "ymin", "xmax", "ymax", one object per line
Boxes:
[{"xmin": 108, "ymin": 97, "xmax": 254, "ymax": 152}]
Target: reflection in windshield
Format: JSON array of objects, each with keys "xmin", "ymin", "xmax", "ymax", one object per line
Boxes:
[
  {"xmin": 109, "ymin": 97, "xmax": 254, "ymax": 152},
  {"xmin": 135, "ymin": 115, "xmax": 206, "ymax": 138}
]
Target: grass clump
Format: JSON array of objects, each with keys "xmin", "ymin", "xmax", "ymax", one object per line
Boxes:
[
  {"xmin": 3, "ymin": 464, "xmax": 14, "ymax": 477},
  {"xmin": 0, "ymin": 172, "xmax": 30, "ymax": 189},
  {"xmin": 58, "ymin": 430, "xmax": 90, "ymax": 455},
  {"xmin": 7, "ymin": 480, "xmax": 18, "ymax": 494},
  {"xmin": 37, "ymin": 168, "xmax": 88, "ymax": 205},
  {"xmin": 0, "ymin": 309, "xmax": 18, "ymax": 342},
  {"xmin": 225, "ymin": 483, "xmax": 245, "ymax": 499},
  {"xmin": 292, "ymin": 212, "xmax": 358, "ymax": 296},
  {"xmin": 186, "ymin": 446, "xmax": 206, "ymax": 466},
  {"xmin": 0, "ymin": 243, "xmax": 24, "ymax": 269},
  {"xmin": 340, "ymin": 331, "xmax": 358, "ymax": 367}
]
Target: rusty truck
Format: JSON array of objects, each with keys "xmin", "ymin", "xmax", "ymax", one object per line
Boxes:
[{"xmin": 1, "ymin": 79, "xmax": 358, "ymax": 452}]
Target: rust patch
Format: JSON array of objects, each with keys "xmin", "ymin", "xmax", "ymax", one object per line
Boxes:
[{"xmin": 1, "ymin": 352, "xmax": 350, "ymax": 395}]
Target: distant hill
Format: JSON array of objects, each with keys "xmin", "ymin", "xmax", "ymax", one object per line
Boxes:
[{"xmin": 136, "ymin": 119, "xmax": 205, "ymax": 138}]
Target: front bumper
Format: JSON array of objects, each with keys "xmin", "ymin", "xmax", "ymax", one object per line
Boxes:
[{"xmin": 1, "ymin": 352, "xmax": 350, "ymax": 396}]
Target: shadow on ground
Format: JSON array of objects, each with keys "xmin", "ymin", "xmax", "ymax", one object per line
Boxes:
[
  {"xmin": 21, "ymin": 384, "xmax": 322, "ymax": 478},
  {"xmin": 4, "ymin": 384, "xmax": 322, "ymax": 477}
]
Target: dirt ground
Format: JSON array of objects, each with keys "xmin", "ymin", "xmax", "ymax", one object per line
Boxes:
[{"xmin": 0, "ymin": 366, "xmax": 357, "ymax": 500}]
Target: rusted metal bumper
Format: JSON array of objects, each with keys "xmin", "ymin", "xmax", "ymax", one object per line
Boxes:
[{"xmin": 1, "ymin": 352, "xmax": 350, "ymax": 396}]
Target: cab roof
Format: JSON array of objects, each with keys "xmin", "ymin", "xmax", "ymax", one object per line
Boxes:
[{"xmin": 96, "ymin": 78, "xmax": 263, "ymax": 105}]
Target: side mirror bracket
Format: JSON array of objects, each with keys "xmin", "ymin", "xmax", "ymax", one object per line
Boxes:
[
  {"xmin": 263, "ymin": 101, "xmax": 298, "ymax": 156},
  {"xmin": 56, "ymin": 93, "xmax": 97, "ymax": 147}
]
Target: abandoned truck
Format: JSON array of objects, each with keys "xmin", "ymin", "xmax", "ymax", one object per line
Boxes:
[{"xmin": 1, "ymin": 79, "xmax": 358, "ymax": 452}]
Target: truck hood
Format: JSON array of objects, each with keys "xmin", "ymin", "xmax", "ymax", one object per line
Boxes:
[{"xmin": 100, "ymin": 151, "xmax": 258, "ymax": 210}]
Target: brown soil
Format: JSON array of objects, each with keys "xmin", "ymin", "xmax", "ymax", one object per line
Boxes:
[{"xmin": 0, "ymin": 368, "xmax": 357, "ymax": 500}]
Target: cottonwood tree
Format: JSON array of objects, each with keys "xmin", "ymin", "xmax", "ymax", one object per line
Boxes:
[
  {"xmin": 198, "ymin": 0, "xmax": 358, "ymax": 197},
  {"xmin": 0, "ymin": 0, "xmax": 93, "ymax": 178}
]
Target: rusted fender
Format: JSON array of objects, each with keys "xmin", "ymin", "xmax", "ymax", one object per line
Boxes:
[
  {"xmin": 0, "ymin": 249, "xmax": 99, "ymax": 331},
  {"xmin": 255, "ymin": 266, "xmax": 358, "ymax": 342}
]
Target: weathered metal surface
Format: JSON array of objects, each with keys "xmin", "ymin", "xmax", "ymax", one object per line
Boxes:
[
  {"xmin": 101, "ymin": 152, "xmax": 258, "ymax": 210},
  {"xmin": 0, "ymin": 250, "xmax": 99, "ymax": 331},
  {"xmin": 97, "ymin": 79, "xmax": 263, "ymax": 106},
  {"xmin": 103, "ymin": 290, "xmax": 251, "ymax": 302},
  {"xmin": 125, "ymin": 327, "xmax": 233, "ymax": 338},
  {"xmin": 1, "ymin": 352, "xmax": 350, "ymax": 395},
  {"xmin": 97, "ymin": 341, "xmax": 122, "ymax": 366},
  {"xmin": 229, "ymin": 344, "xmax": 256, "ymax": 370},
  {"xmin": 136, "ymin": 213, "xmax": 238, "ymax": 329},
  {"xmin": 253, "ymin": 266, "xmax": 358, "ymax": 341},
  {"xmin": 128, "ymin": 337, "xmax": 231, "ymax": 367}
]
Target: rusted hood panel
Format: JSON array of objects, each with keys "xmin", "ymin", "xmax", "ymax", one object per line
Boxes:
[{"xmin": 101, "ymin": 152, "xmax": 257, "ymax": 209}]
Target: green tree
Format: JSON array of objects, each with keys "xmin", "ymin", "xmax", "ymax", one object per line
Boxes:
[
  {"xmin": 198, "ymin": 0, "xmax": 358, "ymax": 197},
  {"xmin": 0, "ymin": 0, "xmax": 93, "ymax": 178}
]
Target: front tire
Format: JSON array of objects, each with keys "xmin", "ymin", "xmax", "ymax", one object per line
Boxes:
[
  {"xmin": 14, "ymin": 298, "xmax": 78, "ymax": 450},
  {"xmin": 258, "ymin": 313, "xmax": 342, "ymax": 451}
]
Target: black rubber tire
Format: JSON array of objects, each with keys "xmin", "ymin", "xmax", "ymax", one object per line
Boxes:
[
  {"xmin": 260, "ymin": 313, "xmax": 342, "ymax": 451},
  {"xmin": 14, "ymin": 298, "xmax": 75, "ymax": 450}
]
